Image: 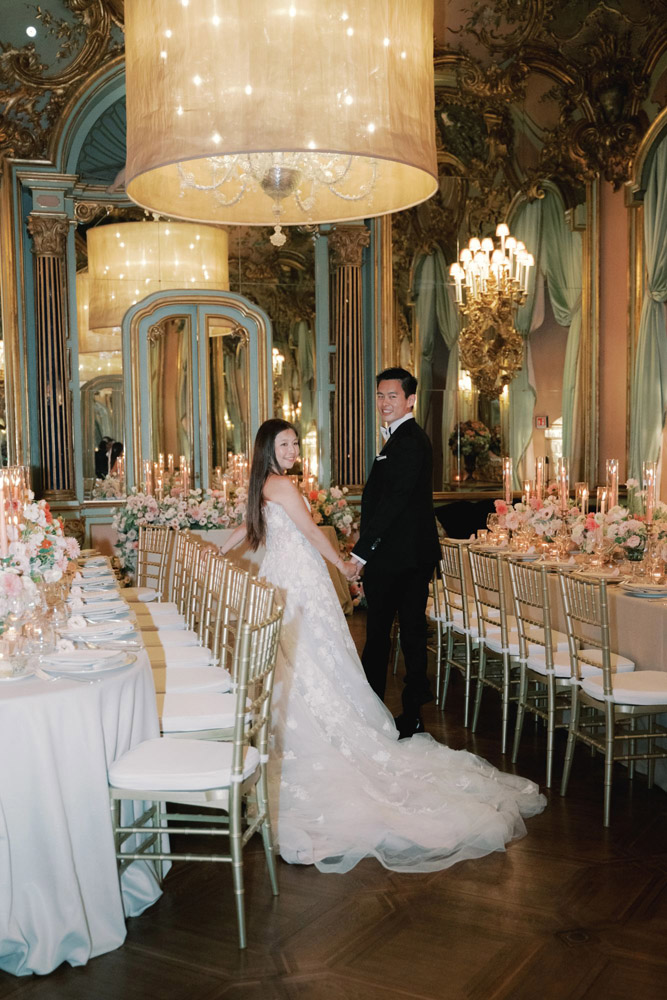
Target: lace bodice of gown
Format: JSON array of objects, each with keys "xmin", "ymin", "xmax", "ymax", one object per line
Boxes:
[{"xmin": 259, "ymin": 500, "xmax": 546, "ymax": 873}]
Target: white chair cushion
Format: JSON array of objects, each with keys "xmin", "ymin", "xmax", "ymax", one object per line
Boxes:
[
  {"xmin": 108, "ymin": 737, "xmax": 260, "ymax": 791},
  {"xmin": 485, "ymin": 623, "xmax": 568, "ymax": 654},
  {"xmin": 154, "ymin": 628, "xmax": 199, "ymax": 647},
  {"xmin": 581, "ymin": 670, "xmax": 667, "ymax": 706},
  {"xmin": 159, "ymin": 647, "xmax": 213, "ymax": 668},
  {"xmin": 132, "ymin": 587, "xmax": 159, "ymax": 603},
  {"xmin": 164, "ymin": 666, "xmax": 232, "ymax": 694},
  {"xmin": 160, "ymin": 692, "xmax": 250, "ymax": 732},
  {"xmin": 152, "ymin": 614, "xmax": 187, "ymax": 630},
  {"xmin": 149, "ymin": 602, "xmax": 180, "ymax": 615},
  {"xmin": 523, "ymin": 649, "xmax": 635, "ymax": 679}
]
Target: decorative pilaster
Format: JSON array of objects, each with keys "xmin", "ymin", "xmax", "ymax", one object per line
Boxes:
[
  {"xmin": 27, "ymin": 213, "xmax": 76, "ymax": 501},
  {"xmin": 329, "ymin": 224, "xmax": 371, "ymax": 487}
]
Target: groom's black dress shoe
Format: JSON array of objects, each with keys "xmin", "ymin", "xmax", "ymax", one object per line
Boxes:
[{"xmin": 394, "ymin": 714, "xmax": 425, "ymax": 739}]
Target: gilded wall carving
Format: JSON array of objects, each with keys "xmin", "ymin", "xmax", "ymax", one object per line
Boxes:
[{"xmin": 0, "ymin": 1, "xmax": 123, "ymax": 161}]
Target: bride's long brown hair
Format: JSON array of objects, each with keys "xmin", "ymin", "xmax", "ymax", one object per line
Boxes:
[{"xmin": 246, "ymin": 418, "xmax": 298, "ymax": 550}]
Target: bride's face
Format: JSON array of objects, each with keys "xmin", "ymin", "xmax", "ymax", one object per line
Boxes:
[{"xmin": 274, "ymin": 429, "xmax": 299, "ymax": 472}]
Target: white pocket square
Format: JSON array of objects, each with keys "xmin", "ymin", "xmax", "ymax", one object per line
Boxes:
[{"xmin": 375, "ymin": 454, "xmax": 387, "ymax": 461}]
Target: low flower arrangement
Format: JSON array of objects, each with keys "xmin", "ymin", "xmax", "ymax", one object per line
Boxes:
[
  {"xmin": 91, "ymin": 475, "xmax": 124, "ymax": 499},
  {"xmin": 603, "ymin": 505, "xmax": 648, "ymax": 559},
  {"xmin": 113, "ymin": 487, "xmax": 247, "ymax": 576}
]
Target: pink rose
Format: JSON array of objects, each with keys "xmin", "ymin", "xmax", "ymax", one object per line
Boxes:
[
  {"xmin": 494, "ymin": 500, "xmax": 508, "ymax": 515},
  {"xmin": 625, "ymin": 534, "xmax": 641, "ymax": 548}
]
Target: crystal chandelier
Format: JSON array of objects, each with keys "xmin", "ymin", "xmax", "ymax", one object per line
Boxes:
[
  {"xmin": 123, "ymin": 1, "xmax": 438, "ymax": 245},
  {"xmin": 449, "ymin": 224, "xmax": 534, "ymax": 398}
]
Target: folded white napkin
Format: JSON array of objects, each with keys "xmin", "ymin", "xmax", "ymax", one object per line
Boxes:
[
  {"xmin": 57, "ymin": 638, "xmax": 76, "ymax": 652},
  {"xmin": 68, "ymin": 614, "xmax": 87, "ymax": 629},
  {"xmin": 154, "ymin": 614, "xmax": 186, "ymax": 630},
  {"xmin": 69, "ymin": 597, "xmax": 85, "ymax": 611}
]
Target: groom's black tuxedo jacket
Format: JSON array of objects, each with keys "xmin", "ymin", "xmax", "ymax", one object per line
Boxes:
[{"xmin": 352, "ymin": 417, "xmax": 440, "ymax": 573}]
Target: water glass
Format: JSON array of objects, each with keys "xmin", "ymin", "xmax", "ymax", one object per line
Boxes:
[{"xmin": 23, "ymin": 619, "xmax": 57, "ymax": 665}]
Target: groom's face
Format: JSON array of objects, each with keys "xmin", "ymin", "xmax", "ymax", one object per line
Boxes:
[{"xmin": 376, "ymin": 379, "xmax": 416, "ymax": 426}]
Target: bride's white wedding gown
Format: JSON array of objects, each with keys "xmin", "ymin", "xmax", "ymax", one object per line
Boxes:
[{"xmin": 259, "ymin": 500, "xmax": 546, "ymax": 874}]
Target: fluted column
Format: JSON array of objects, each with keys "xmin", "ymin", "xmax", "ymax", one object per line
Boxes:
[
  {"xmin": 329, "ymin": 225, "xmax": 370, "ymax": 487},
  {"xmin": 27, "ymin": 214, "xmax": 76, "ymax": 501}
]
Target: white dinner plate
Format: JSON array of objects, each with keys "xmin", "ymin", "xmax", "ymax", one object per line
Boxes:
[
  {"xmin": 79, "ymin": 567, "xmax": 115, "ymax": 579},
  {"xmin": 0, "ymin": 668, "xmax": 35, "ymax": 682},
  {"xmin": 79, "ymin": 556, "xmax": 108, "ymax": 567},
  {"xmin": 61, "ymin": 620, "xmax": 135, "ymax": 640},
  {"xmin": 619, "ymin": 583, "xmax": 667, "ymax": 599},
  {"xmin": 69, "ymin": 588, "xmax": 120, "ymax": 602},
  {"xmin": 77, "ymin": 599, "xmax": 127, "ymax": 613},
  {"xmin": 574, "ymin": 568, "xmax": 624, "ymax": 582},
  {"xmin": 41, "ymin": 648, "xmax": 126, "ymax": 669},
  {"xmin": 40, "ymin": 653, "xmax": 136, "ymax": 678}
]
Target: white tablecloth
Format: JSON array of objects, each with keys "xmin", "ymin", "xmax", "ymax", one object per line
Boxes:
[{"xmin": 0, "ymin": 653, "xmax": 160, "ymax": 976}]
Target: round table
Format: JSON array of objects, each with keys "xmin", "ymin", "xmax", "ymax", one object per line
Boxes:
[{"xmin": 0, "ymin": 653, "xmax": 160, "ymax": 976}]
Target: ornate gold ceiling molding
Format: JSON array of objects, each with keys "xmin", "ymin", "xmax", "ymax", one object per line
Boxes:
[{"xmin": 0, "ymin": 1, "xmax": 122, "ymax": 161}]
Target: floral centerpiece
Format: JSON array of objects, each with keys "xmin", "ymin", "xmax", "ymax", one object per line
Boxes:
[
  {"xmin": 7, "ymin": 498, "xmax": 80, "ymax": 582},
  {"xmin": 307, "ymin": 486, "xmax": 357, "ymax": 548},
  {"xmin": 603, "ymin": 505, "xmax": 648, "ymax": 560},
  {"xmin": 113, "ymin": 486, "xmax": 247, "ymax": 576},
  {"xmin": 308, "ymin": 486, "xmax": 362, "ymax": 607},
  {"xmin": 449, "ymin": 420, "xmax": 491, "ymax": 479}
]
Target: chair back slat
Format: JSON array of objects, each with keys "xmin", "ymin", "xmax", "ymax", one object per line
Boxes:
[
  {"xmin": 508, "ymin": 559, "xmax": 554, "ymax": 664},
  {"xmin": 232, "ymin": 608, "xmax": 284, "ymax": 775},
  {"xmin": 438, "ymin": 539, "xmax": 471, "ymax": 627},
  {"xmin": 136, "ymin": 525, "xmax": 174, "ymax": 599},
  {"xmin": 468, "ymin": 549, "xmax": 510, "ymax": 642},
  {"xmin": 558, "ymin": 572, "xmax": 612, "ymax": 687}
]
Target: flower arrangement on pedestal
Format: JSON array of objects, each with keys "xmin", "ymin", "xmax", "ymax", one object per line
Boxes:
[
  {"xmin": 449, "ymin": 421, "xmax": 491, "ymax": 479},
  {"xmin": 113, "ymin": 486, "xmax": 247, "ymax": 576}
]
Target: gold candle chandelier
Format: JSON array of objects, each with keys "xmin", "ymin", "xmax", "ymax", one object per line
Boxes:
[
  {"xmin": 123, "ymin": 0, "xmax": 438, "ymax": 245},
  {"xmin": 450, "ymin": 224, "xmax": 534, "ymax": 398},
  {"xmin": 86, "ymin": 221, "xmax": 229, "ymax": 330}
]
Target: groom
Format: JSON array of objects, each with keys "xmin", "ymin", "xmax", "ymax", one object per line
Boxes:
[{"xmin": 351, "ymin": 367, "xmax": 440, "ymax": 738}]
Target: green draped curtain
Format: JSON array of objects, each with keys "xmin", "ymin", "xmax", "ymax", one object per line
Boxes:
[
  {"xmin": 508, "ymin": 199, "xmax": 544, "ymax": 488},
  {"xmin": 413, "ymin": 246, "xmax": 461, "ymax": 485},
  {"xmin": 629, "ymin": 134, "xmax": 667, "ymax": 480},
  {"xmin": 542, "ymin": 190, "xmax": 583, "ymax": 471}
]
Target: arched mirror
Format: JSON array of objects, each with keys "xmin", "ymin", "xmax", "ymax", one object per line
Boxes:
[{"xmin": 123, "ymin": 289, "xmax": 271, "ymax": 490}]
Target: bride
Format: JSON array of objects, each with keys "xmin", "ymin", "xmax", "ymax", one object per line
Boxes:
[{"xmin": 221, "ymin": 419, "xmax": 546, "ymax": 874}]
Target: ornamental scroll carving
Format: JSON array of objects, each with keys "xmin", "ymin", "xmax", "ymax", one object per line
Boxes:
[
  {"xmin": 328, "ymin": 226, "xmax": 371, "ymax": 269},
  {"xmin": 27, "ymin": 215, "xmax": 69, "ymax": 257},
  {"xmin": 0, "ymin": 0, "xmax": 123, "ymax": 161}
]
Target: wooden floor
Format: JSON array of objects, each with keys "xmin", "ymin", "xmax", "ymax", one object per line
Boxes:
[{"xmin": 3, "ymin": 613, "xmax": 667, "ymax": 999}]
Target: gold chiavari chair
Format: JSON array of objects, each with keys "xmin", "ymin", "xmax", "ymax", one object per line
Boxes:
[
  {"xmin": 109, "ymin": 607, "xmax": 285, "ymax": 949},
  {"xmin": 558, "ymin": 572, "xmax": 667, "ymax": 826},
  {"xmin": 468, "ymin": 549, "xmax": 521, "ymax": 753},
  {"xmin": 169, "ymin": 529, "xmax": 192, "ymax": 612},
  {"xmin": 435, "ymin": 539, "xmax": 478, "ymax": 725},
  {"xmin": 136, "ymin": 525, "xmax": 175, "ymax": 600},
  {"xmin": 508, "ymin": 559, "xmax": 576, "ymax": 787}
]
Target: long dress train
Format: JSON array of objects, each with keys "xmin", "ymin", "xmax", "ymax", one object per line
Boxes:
[{"xmin": 259, "ymin": 500, "xmax": 546, "ymax": 874}]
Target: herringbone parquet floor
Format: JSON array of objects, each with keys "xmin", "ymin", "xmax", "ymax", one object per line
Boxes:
[{"xmin": 2, "ymin": 613, "xmax": 667, "ymax": 1000}]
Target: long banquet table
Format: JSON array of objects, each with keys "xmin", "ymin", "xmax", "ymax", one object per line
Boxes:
[{"xmin": 0, "ymin": 651, "xmax": 161, "ymax": 976}]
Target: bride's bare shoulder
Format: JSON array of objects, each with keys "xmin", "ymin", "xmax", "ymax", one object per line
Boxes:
[{"xmin": 263, "ymin": 474, "xmax": 297, "ymax": 504}]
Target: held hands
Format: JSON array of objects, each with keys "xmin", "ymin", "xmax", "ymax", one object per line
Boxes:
[{"xmin": 338, "ymin": 557, "xmax": 361, "ymax": 581}]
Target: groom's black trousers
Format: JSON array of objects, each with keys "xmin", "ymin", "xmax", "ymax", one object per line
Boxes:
[{"xmin": 361, "ymin": 561, "xmax": 434, "ymax": 716}]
